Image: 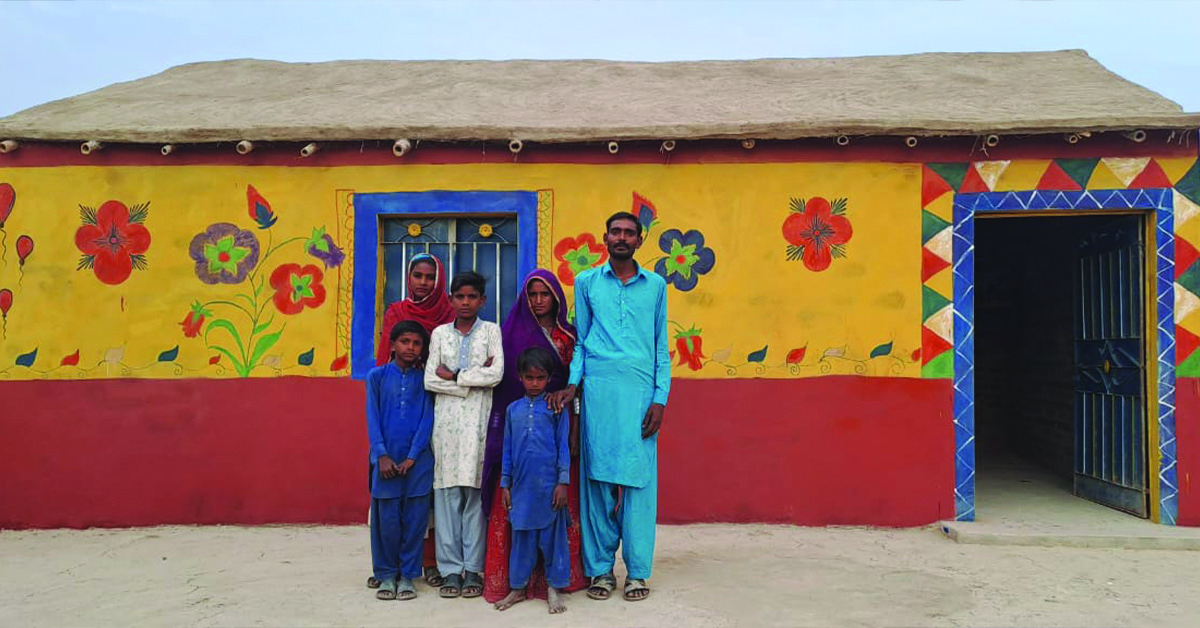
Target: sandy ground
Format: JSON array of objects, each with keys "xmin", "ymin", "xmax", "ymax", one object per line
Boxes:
[{"xmin": 1, "ymin": 523, "xmax": 1197, "ymax": 627}]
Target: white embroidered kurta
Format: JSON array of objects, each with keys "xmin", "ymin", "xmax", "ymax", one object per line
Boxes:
[{"xmin": 424, "ymin": 319, "xmax": 504, "ymax": 490}]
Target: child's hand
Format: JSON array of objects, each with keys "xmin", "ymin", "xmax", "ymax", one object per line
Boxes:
[
  {"xmin": 552, "ymin": 484, "xmax": 568, "ymax": 510},
  {"xmin": 484, "ymin": 356, "xmax": 494, "ymax": 367},
  {"xmin": 436, "ymin": 364, "xmax": 456, "ymax": 381},
  {"xmin": 396, "ymin": 458, "xmax": 415, "ymax": 475},
  {"xmin": 378, "ymin": 455, "xmax": 399, "ymax": 479},
  {"xmin": 501, "ymin": 488, "xmax": 512, "ymax": 511}
]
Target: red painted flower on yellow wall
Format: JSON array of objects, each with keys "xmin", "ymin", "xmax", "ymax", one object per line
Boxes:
[
  {"xmin": 75, "ymin": 201, "xmax": 151, "ymax": 285},
  {"xmin": 554, "ymin": 233, "xmax": 608, "ymax": 286},
  {"xmin": 782, "ymin": 197, "xmax": 852, "ymax": 272},
  {"xmin": 270, "ymin": 263, "xmax": 326, "ymax": 314},
  {"xmin": 180, "ymin": 300, "xmax": 212, "ymax": 338},
  {"xmin": 668, "ymin": 321, "xmax": 706, "ymax": 371}
]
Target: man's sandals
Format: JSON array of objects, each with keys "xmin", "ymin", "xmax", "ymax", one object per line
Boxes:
[
  {"xmin": 587, "ymin": 573, "xmax": 616, "ymax": 600},
  {"xmin": 624, "ymin": 578, "xmax": 650, "ymax": 601},
  {"xmin": 439, "ymin": 573, "xmax": 463, "ymax": 598}
]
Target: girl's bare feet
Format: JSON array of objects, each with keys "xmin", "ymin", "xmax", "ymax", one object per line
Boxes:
[
  {"xmin": 548, "ymin": 587, "xmax": 567, "ymax": 614},
  {"xmin": 494, "ymin": 588, "xmax": 526, "ymax": 611}
]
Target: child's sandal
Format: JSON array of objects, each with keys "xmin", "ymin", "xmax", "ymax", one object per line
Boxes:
[
  {"xmin": 396, "ymin": 577, "xmax": 417, "ymax": 601},
  {"xmin": 461, "ymin": 571, "xmax": 483, "ymax": 598},
  {"xmin": 439, "ymin": 573, "xmax": 463, "ymax": 598},
  {"xmin": 375, "ymin": 579, "xmax": 398, "ymax": 601},
  {"xmin": 424, "ymin": 566, "xmax": 444, "ymax": 588}
]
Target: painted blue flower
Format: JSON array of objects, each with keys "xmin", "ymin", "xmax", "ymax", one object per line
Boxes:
[{"xmin": 654, "ymin": 228, "xmax": 715, "ymax": 291}]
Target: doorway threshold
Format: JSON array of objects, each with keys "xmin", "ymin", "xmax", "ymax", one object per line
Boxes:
[{"xmin": 941, "ymin": 456, "xmax": 1200, "ymax": 550}]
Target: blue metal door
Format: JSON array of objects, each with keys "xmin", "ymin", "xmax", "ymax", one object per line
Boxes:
[
  {"xmin": 381, "ymin": 215, "xmax": 520, "ymax": 324},
  {"xmin": 1074, "ymin": 214, "xmax": 1149, "ymax": 517}
]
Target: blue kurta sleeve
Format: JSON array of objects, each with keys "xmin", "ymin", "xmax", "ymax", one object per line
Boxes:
[
  {"xmin": 365, "ymin": 369, "xmax": 388, "ymax": 463},
  {"xmin": 500, "ymin": 403, "xmax": 514, "ymax": 489},
  {"xmin": 555, "ymin": 407, "xmax": 571, "ymax": 485},
  {"xmin": 651, "ymin": 279, "xmax": 672, "ymax": 407},
  {"xmin": 407, "ymin": 390, "xmax": 435, "ymax": 461},
  {"xmin": 568, "ymin": 273, "xmax": 591, "ymax": 387}
]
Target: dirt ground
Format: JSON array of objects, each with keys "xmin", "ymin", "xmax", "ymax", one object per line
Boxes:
[{"xmin": 1, "ymin": 523, "xmax": 1197, "ymax": 627}]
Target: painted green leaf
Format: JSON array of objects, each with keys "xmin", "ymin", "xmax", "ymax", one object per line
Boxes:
[
  {"xmin": 870, "ymin": 342, "xmax": 893, "ymax": 359},
  {"xmin": 158, "ymin": 345, "xmax": 180, "ymax": 362},
  {"xmin": 211, "ymin": 345, "xmax": 247, "ymax": 376},
  {"xmin": 205, "ymin": 318, "xmax": 246, "ymax": 358},
  {"xmin": 253, "ymin": 315, "xmax": 274, "ymax": 336},
  {"xmin": 298, "ymin": 348, "xmax": 315, "ymax": 366},
  {"xmin": 249, "ymin": 329, "xmax": 284, "ymax": 369},
  {"xmin": 15, "ymin": 348, "xmax": 37, "ymax": 367}
]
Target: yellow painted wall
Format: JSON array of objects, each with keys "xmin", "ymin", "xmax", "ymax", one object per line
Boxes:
[{"xmin": 0, "ymin": 162, "xmax": 923, "ymax": 379}]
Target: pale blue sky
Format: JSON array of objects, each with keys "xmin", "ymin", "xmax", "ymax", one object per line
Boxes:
[{"xmin": 2, "ymin": 0, "xmax": 1199, "ymax": 117}]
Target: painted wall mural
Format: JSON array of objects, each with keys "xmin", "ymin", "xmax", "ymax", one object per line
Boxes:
[
  {"xmin": 3, "ymin": 157, "xmax": 1200, "ymax": 385},
  {"xmin": 0, "ymin": 170, "xmax": 349, "ymax": 380},
  {"xmin": 0, "ymin": 161, "xmax": 924, "ymax": 380}
]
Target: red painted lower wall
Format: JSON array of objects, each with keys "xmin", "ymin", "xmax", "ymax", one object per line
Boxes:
[
  {"xmin": 1177, "ymin": 378, "xmax": 1200, "ymax": 526},
  {"xmin": 0, "ymin": 376, "xmax": 954, "ymax": 529},
  {"xmin": 658, "ymin": 377, "xmax": 955, "ymax": 526}
]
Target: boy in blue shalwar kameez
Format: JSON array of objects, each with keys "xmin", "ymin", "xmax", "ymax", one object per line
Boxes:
[
  {"xmin": 493, "ymin": 347, "xmax": 572, "ymax": 614},
  {"xmin": 366, "ymin": 321, "xmax": 436, "ymax": 601}
]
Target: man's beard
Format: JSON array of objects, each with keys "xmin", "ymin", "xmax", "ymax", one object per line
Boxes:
[{"xmin": 608, "ymin": 246, "xmax": 635, "ymax": 261}]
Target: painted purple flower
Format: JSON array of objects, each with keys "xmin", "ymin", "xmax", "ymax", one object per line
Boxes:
[
  {"xmin": 654, "ymin": 228, "xmax": 715, "ymax": 291},
  {"xmin": 305, "ymin": 227, "xmax": 345, "ymax": 268},
  {"xmin": 189, "ymin": 222, "xmax": 260, "ymax": 284}
]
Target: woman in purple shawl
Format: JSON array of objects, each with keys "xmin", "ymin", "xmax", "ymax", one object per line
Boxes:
[{"xmin": 482, "ymin": 269, "xmax": 588, "ymax": 602}]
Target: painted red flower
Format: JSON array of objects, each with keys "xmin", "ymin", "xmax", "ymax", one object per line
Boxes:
[
  {"xmin": 247, "ymin": 185, "xmax": 277, "ymax": 229},
  {"xmin": 553, "ymin": 233, "xmax": 608, "ymax": 286},
  {"xmin": 75, "ymin": 200, "xmax": 151, "ymax": 285},
  {"xmin": 782, "ymin": 197, "xmax": 853, "ymax": 272},
  {"xmin": 180, "ymin": 300, "xmax": 212, "ymax": 338},
  {"xmin": 269, "ymin": 263, "xmax": 326, "ymax": 315},
  {"xmin": 673, "ymin": 324, "xmax": 705, "ymax": 371}
]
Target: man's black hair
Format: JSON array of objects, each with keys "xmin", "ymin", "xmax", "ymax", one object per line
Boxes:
[{"xmin": 606, "ymin": 211, "xmax": 643, "ymax": 237}]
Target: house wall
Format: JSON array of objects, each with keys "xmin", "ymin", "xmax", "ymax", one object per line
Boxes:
[{"xmin": 0, "ymin": 138, "xmax": 1196, "ymax": 528}]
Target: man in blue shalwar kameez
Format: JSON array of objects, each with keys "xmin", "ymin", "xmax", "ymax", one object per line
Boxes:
[
  {"xmin": 553, "ymin": 211, "xmax": 670, "ymax": 603},
  {"xmin": 494, "ymin": 347, "xmax": 573, "ymax": 614},
  {"xmin": 366, "ymin": 321, "xmax": 436, "ymax": 601}
]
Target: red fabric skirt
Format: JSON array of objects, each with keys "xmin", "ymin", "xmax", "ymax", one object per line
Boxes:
[{"xmin": 482, "ymin": 462, "xmax": 588, "ymax": 602}]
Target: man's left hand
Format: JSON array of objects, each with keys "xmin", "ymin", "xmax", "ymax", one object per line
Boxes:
[{"xmin": 642, "ymin": 403, "xmax": 665, "ymax": 439}]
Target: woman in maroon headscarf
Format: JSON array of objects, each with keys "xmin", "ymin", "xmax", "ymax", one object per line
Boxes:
[
  {"xmin": 370, "ymin": 253, "xmax": 455, "ymax": 589},
  {"xmin": 376, "ymin": 253, "xmax": 456, "ymax": 364},
  {"xmin": 482, "ymin": 269, "xmax": 588, "ymax": 604}
]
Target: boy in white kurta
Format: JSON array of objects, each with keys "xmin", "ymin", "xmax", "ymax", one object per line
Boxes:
[{"xmin": 424, "ymin": 271, "xmax": 504, "ymax": 598}]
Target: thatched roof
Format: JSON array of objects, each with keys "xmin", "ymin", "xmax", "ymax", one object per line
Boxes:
[{"xmin": 1, "ymin": 50, "xmax": 1196, "ymax": 143}]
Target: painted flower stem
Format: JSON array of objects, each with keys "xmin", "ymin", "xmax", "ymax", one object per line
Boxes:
[
  {"xmin": 252, "ymin": 236, "xmax": 305, "ymax": 281},
  {"xmin": 201, "ymin": 299, "xmax": 255, "ymax": 322}
]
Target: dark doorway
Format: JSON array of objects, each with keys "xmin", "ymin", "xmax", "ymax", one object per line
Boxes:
[{"xmin": 974, "ymin": 213, "xmax": 1150, "ymax": 518}]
